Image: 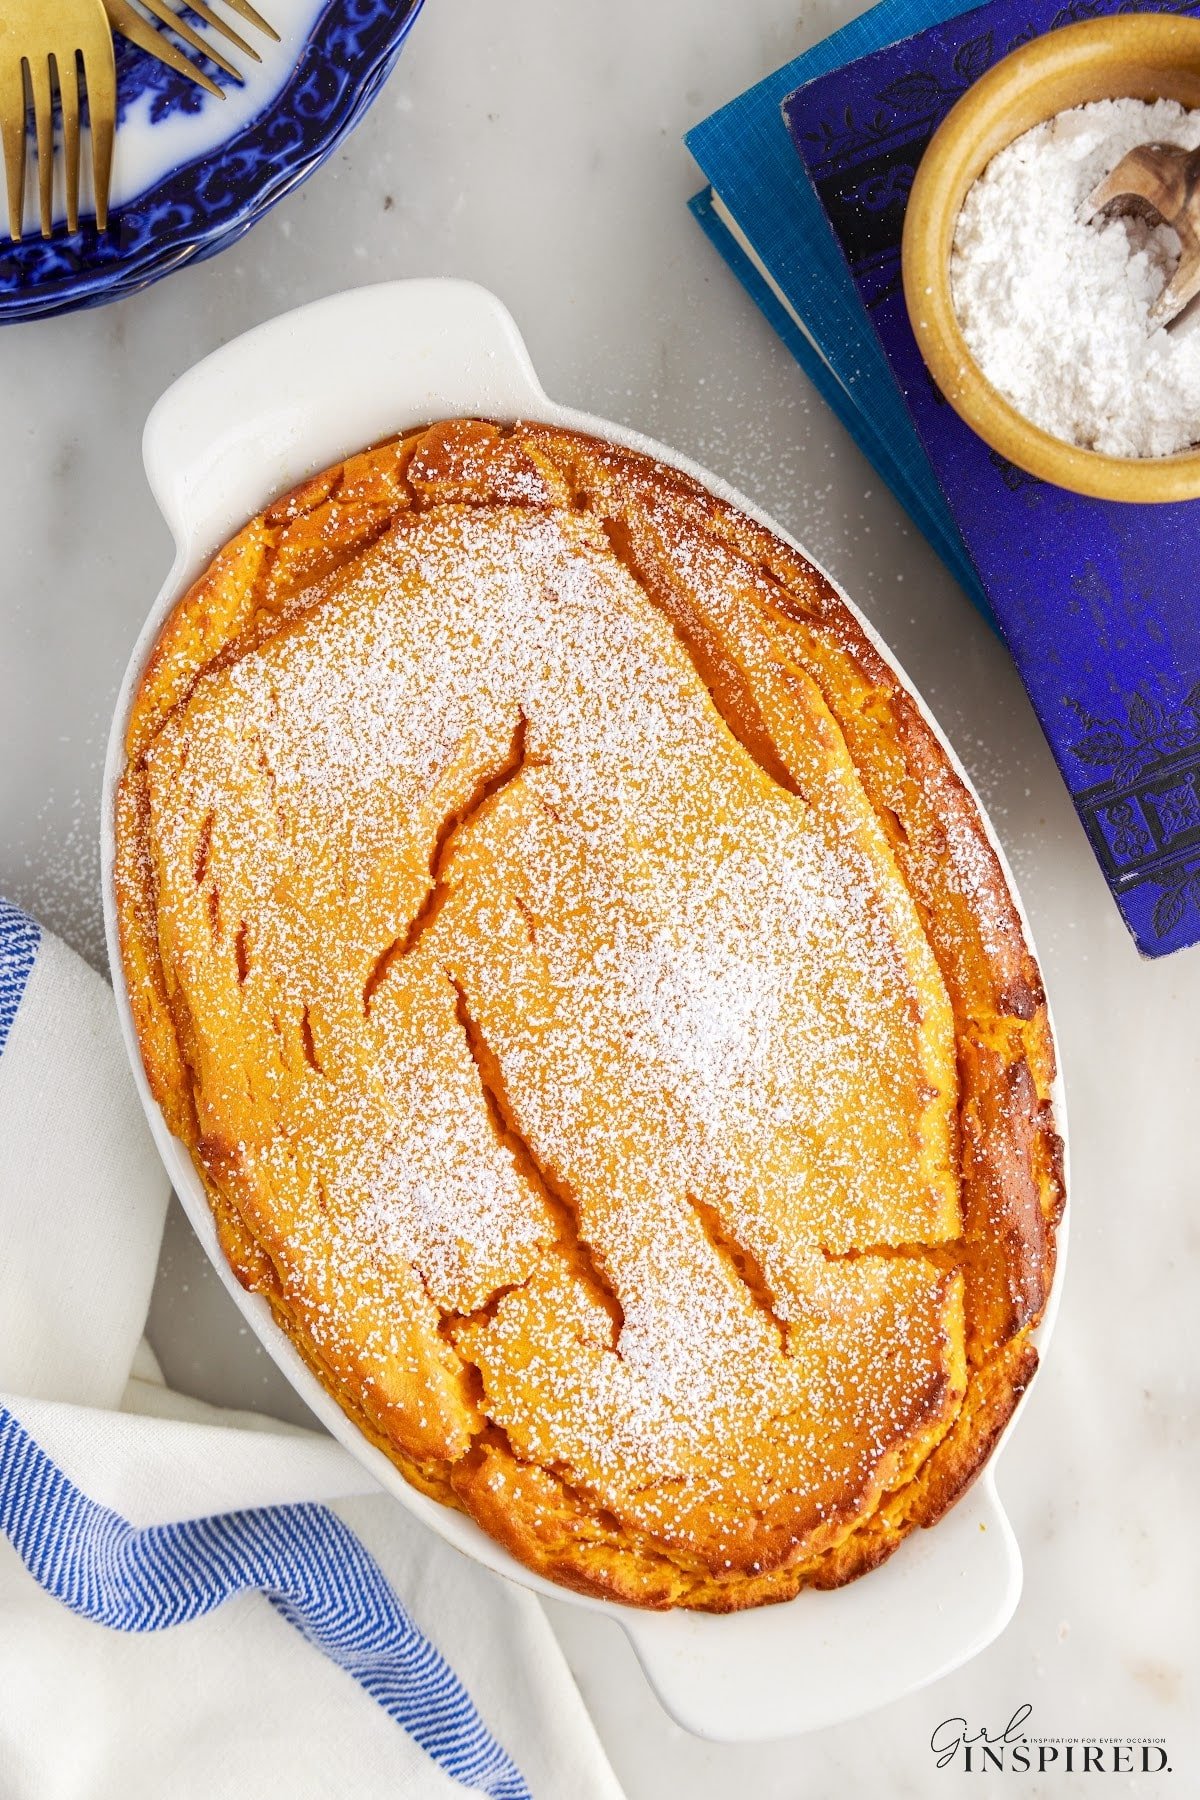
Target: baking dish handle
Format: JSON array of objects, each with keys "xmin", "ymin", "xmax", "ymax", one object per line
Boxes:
[
  {"xmin": 142, "ymin": 278, "xmax": 551, "ymax": 564},
  {"xmin": 618, "ymin": 1477, "xmax": 1022, "ymax": 1741}
]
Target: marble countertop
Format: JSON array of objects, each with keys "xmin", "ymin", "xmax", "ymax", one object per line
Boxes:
[{"xmin": 2, "ymin": 0, "xmax": 1196, "ymax": 1790}]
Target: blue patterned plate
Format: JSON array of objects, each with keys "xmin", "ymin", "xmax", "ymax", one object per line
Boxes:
[{"xmin": 0, "ymin": 0, "xmax": 424, "ymax": 323}]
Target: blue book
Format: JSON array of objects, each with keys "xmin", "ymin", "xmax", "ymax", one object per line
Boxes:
[
  {"xmin": 688, "ymin": 0, "xmax": 1200, "ymax": 956},
  {"xmin": 685, "ymin": 0, "xmax": 991, "ymax": 616}
]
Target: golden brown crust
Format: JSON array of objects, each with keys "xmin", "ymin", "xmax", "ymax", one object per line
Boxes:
[
  {"xmin": 518, "ymin": 427, "xmax": 1063, "ymax": 1363},
  {"xmin": 114, "ymin": 419, "xmax": 1062, "ymax": 1610}
]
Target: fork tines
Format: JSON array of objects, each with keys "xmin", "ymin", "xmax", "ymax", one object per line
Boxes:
[
  {"xmin": 103, "ymin": 0, "xmax": 280, "ymax": 105},
  {"xmin": 0, "ymin": 1, "xmax": 116, "ymax": 243},
  {"xmin": 0, "ymin": 0, "xmax": 279, "ymax": 244}
]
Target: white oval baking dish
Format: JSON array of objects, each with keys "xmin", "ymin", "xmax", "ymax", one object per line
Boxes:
[{"xmin": 100, "ymin": 278, "xmax": 1068, "ymax": 1743}]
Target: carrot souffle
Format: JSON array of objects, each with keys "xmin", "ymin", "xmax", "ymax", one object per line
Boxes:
[{"xmin": 114, "ymin": 419, "xmax": 1064, "ymax": 1610}]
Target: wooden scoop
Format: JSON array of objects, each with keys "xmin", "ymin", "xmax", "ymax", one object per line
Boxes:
[{"xmin": 1086, "ymin": 141, "xmax": 1200, "ymax": 330}]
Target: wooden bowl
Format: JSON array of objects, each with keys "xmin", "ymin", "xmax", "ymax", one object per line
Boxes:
[{"xmin": 902, "ymin": 14, "xmax": 1200, "ymax": 502}]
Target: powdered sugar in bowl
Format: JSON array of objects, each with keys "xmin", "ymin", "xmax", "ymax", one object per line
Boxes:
[{"xmin": 902, "ymin": 14, "xmax": 1200, "ymax": 501}]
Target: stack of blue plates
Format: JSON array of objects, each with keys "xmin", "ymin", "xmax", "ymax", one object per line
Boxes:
[{"xmin": 0, "ymin": 0, "xmax": 424, "ymax": 322}]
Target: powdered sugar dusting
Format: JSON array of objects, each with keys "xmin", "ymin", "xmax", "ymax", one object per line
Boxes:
[{"xmin": 138, "ymin": 445, "xmax": 967, "ymax": 1566}]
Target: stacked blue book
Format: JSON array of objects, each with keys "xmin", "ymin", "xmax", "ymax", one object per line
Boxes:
[{"xmin": 687, "ymin": 0, "xmax": 1200, "ymax": 956}]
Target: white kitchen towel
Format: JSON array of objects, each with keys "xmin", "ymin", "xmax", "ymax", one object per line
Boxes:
[{"xmin": 0, "ymin": 899, "xmax": 624, "ymax": 1800}]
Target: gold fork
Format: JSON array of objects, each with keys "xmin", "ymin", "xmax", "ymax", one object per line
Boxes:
[
  {"xmin": 103, "ymin": 0, "xmax": 279, "ymax": 101},
  {"xmin": 0, "ymin": 0, "xmax": 116, "ymax": 241}
]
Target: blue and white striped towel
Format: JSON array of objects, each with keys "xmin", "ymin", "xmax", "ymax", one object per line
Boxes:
[{"xmin": 0, "ymin": 900, "xmax": 624, "ymax": 1800}]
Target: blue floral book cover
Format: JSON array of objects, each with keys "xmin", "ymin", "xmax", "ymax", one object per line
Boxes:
[{"xmin": 784, "ymin": 0, "xmax": 1200, "ymax": 957}]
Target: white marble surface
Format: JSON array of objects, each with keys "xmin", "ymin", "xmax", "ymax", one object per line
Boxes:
[{"xmin": 1, "ymin": 0, "xmax": 1197, "ymax": 1791}]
